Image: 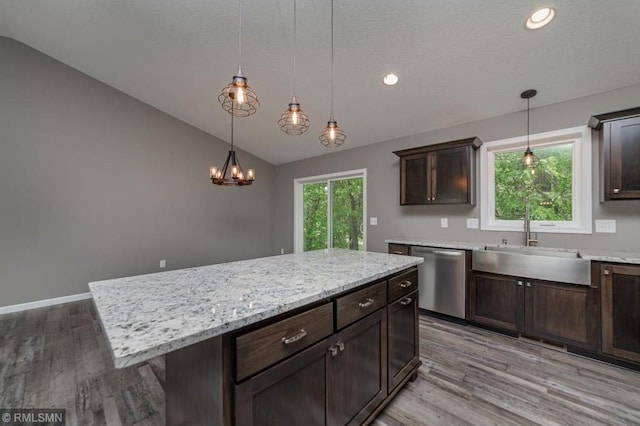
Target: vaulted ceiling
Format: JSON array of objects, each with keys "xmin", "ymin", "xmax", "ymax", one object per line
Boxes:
[{"xmin": 1, "ymin": 0, "xmax": 640, "ymax": 164}]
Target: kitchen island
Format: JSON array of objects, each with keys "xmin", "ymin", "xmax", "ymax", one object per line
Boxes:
[{"xmin": 90, "ymin": 249, "xmax": 423, "ymax": 425}]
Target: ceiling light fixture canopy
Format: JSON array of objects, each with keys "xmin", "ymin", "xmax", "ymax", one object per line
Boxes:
[
  {"xmin": 521, "ymin": 89, "xmax": 538, "ymax": 168},
  {"xmin": 210, "ymin": 113, "xmax": 255, "ymax": 186},
  {"xmin": 279, "ymin": 0, "xmax": 310, "ymax": 135},
  {"xmin": 319, "ymin": 0, "xmax": 346, "ymax": 148},
  {"xmin": 218, "ymin": 0, "xmax": 259, "ymax": 117},
  {"xmin": 526, "ymin": 7, "xmax": 555, "ymax": 29},
  {"xmin": 383, "ymin": 73, "xmax": 399, "ymax": 86}
]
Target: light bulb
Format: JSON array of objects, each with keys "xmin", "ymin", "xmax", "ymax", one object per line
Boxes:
[
  {"xmin": 329, "ymin": 127, "xmax": 336, "ymax": 140},
  {"xmin": 292, "ymin": 110, "xmax": 298, "ymax": 125},
  {"xmin": 247, "ymin": 169, "xmax": 255, "ymax": 181},
  {"xmin": 210, "ymin": 166, "xmax": 217, "ymax": 178},
  {"xmin": 231, "ymin": 165, "xmax": 238, "ymax": 178},
  {"xmin": 236, "ymin": 87, "xmax": 245, "ymax": 105}
]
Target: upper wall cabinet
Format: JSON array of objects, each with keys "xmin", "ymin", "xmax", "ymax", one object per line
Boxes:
[
  {"xmin": 393, "ymin": 137, "xmax": 482, "ymax": 205},
  {"xmin": 590, "ymin": 107, "xmax": 640, "ymax": 200}
]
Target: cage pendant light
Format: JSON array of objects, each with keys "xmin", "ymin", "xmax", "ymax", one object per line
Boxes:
[
  {"xmin": 210, "ymin": 112, "xmax": 255, "ymax": 186},
  {"xmin": 521, "ymin": 89, "xmax": 538, "ymax": 168},
  {"xmin": 218, "ymin": 0, "xmax": 259, "ymax": 117},
  {"xmin": 279, "ymin": 0, "xmax": 310, "ymax": 135},
  {"xmin": 319, "ymin": 0, "xmax": 346, "ymax": 148}
]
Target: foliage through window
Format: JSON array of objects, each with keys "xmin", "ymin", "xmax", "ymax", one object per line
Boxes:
[{"xmin": 480, "ymin": 127, "xmax": 592, "ymax": 234}]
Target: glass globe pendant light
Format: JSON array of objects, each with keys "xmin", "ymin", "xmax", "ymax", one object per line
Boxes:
[
  {"xmin": 319, "ymin": 0, "xmax": 346, "ymax": 148},
  {"xmin": 218, "ymin": 0, "xmax": 259, "ymax": 117},
  {"xmin": 521, "ymin": 89, "xmax": 538, "ymax": 168},
  {"xmin": 279, "ymin": 0, "xmax": 310, "ymax": 135}
]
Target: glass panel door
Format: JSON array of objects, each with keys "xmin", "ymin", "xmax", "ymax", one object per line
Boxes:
[
  {"xmin": 330, "ymin": 177, "xmax": 364, "ymax": 250},
  {"xmin": 303, "ymin": 182, "xmax": 328, "ymax": 251}
]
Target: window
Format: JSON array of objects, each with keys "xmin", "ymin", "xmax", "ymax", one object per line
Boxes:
[
  {"xmin": 294, "ymin": 169, "xmax": 366, "ymax": 253},
  {"xmin": 480, "ymin": 126, "xmax": 592, "ymax": 234}
]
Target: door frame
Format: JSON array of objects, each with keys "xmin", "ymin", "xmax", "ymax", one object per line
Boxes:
[{"xmin": 294, "ymin": 169, "xmax": 367, "ymax": 254}]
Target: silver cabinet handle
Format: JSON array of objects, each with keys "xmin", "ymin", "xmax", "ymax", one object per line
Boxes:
[
  {"xmin": 392, "ymin": 251, "xmax": 405, "ymax": 255},
  {"xmin": 526, "ymin": 282, "xmax": 531, "ymax": 287},
  {"xmin": 281, "ymin": 329, "xmax": 307, "ymax": 345},
  {"xmin": 517, "ymin": 280, "xmax": 523, "ymax": 286},
  {"xmin": 400, "ymin": 297, "xmax": 413, "ymax": 306},
  {"xmin": 358, "ymin": 298, "xmax": 375, "ymax": 309},
  {"xmin": 603, "ymin": 269, "xmax": 611, "ymax": 276},
  {"xmin": 427, "ymin": 197, "xmax": 431, "ymax": 201},
  {"xmin": 337, "ymin": 342, "xmax": 344, "ymax": 352},
  {"xmin": 328, "ymin": 345, "xmax": 338, "ymax": 357},
  {"xmin": 613, "ymin": 188, "xmax": 620, "ymax": 194},
  {"xmin": 433, "ymin": 250, "xmax": 463, "ymax": 257},
  {"xmin": 399, "ymin": 280, "xmax": 413, "ymax": 288}
]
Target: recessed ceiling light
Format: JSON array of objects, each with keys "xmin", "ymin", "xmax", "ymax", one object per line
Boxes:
[
  {"xmin": 526, "ymin": 7, "xmax": 555, "ymax": 29},
  {"xmin": 383, "ymin": 73, "xmax": 399, "ymax": 86}
]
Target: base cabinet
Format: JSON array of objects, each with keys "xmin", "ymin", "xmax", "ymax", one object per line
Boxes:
[
  {"xmin": 601, "ymin": 264, "xmax": 640, "ymax": 363},
  {"xmin": 469, "ymin": 272, "xmax": 597, "ymax": 350},
  {"xmin": 387, "ymin": 291, "xmax": 419, "ymax": 391}
]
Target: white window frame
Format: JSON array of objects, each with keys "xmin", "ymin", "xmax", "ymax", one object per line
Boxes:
[
  {"xmin": 294, "ymin": 169, "xmax": 367, "ymax": 253},
  {"xmin": 480, "ymin": 126, "xmax": 592, "ymax": 234}
]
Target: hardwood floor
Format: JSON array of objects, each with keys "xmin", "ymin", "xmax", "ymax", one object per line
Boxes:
[{"xmin": 1, "ymin": 301, "xmax": 639, "ymax": 425}]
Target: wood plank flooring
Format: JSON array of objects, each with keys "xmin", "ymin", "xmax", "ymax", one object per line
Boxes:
[{"xmin": 1, "ymin": 301, "xmax": 639, "ymax": 425}]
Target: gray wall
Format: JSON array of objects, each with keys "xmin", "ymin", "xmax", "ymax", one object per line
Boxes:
[
  {"xmin": 273, "ymin": 84, "xmax": 640, "ymax": 255},
  {"xmin": 0, "ymin": 37, "xmax": 275, "ymax": 307}
]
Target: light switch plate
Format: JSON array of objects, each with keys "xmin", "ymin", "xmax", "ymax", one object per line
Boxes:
[
  {"xmin": 441, "ymin": 218, "xmax": 448, "ymax": 228},
  {"xmin": 595, "ymin": 219, "xmax": 616, "ymax": 233},
  {"xmin": 370, "ymin": 217, "xmax": 378, "ymax": 226},
  {"xmin": 467, "ymin": 218, "xmax": 479, "ymax": 229}
]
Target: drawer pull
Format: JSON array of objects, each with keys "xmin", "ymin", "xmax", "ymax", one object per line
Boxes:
[
  {"xmin": 328, "ymin": 345, "xmax": 339, "ymax": 357},
  {"xmin": 603, "ymin": 269, "xmax": 611, "ymax": 276},
  {"xmin": 281, "ymin": 329, "xmax": 307, "ymax": 345},
  {"xmin": 399, "ymin": 297, "xmax": 413, "ymax": 306},
  {"xmin": 358, "ymin": 298, "xmax": 375, "ymax": 309},
  {"xmin": 337, "ymin": 342, "xmax": 345, "ymax": 352},
  {"xmin": 392, "ymin": 251, "xmax": 405, "ymax": 255},
  {"xmin": 399, "ymin": 280, "xmax": 413, "ymax": 288},
  {"xmin": 613, "ymin": 188, "xmax": 620, "ymax": 194}
]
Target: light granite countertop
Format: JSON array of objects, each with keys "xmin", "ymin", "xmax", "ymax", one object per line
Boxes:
[
  {"xmin": 89, "ymin": 249, "xmax": 423, "ymax": 369},
  {"xmin": 385, "ymin": 238, "xmax": 640, "ymax": 264}
]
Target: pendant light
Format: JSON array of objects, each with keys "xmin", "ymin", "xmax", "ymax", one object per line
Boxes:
[
  {"xmin": 319, "ymin": 0, "xmax": 346, "ymax": 148},
  {"xmin": 210, "ymin": 112, "xmax": 255, "ymax": 186},
  {"xmin": 279, "ymin": 0, "xmax": 310, "ymax": 135},
  {"xmin": 521, "ymin": 89, "xmax": 538, "ymax": 168},
  {"xmin": 218, "ymin": 0, "xmax": 259, "ymax": 117}
]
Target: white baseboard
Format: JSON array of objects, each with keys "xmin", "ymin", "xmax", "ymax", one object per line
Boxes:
[{"xmin": 0, "ymin": 292, "xmax": 93, "ymax": 315}]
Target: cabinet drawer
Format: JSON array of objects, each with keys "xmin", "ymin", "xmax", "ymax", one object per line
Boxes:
[
  {"xmin": 388, "ymin": 244, "xmax": 410, "ymax": 256},
  {"xmin": 336, "ymin": 281, "xmax": 387, "ymax": 330},
  {"xmin": 236, "ymin": 302, "xmax": 333, "ymax": 381},
  {"xmin": 388, "ymin": 268, "xmax": 418, "ymax": 303}
]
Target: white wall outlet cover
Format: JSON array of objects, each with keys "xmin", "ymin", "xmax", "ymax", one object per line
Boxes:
[
  {"xmin": 595, "ymin": 219, "xmax": 616, "ymax": 233},
  {"xmin": 467, "ymin": 218, "xmax": 479, "ymax": 229},
  {"xmin": 280, "ymin": 248, "xmax": 285, "ymax": 254},
  {"xmin": 370, "ymin": 217, "xmax": 378, "ymax": 226},
  {"xmin": 160, "ymin": 259, "xmax": 166, "ymax": 268},
  {"xmin": 440, "ymin": 218, "xmax": 448, "ymax": 228}
]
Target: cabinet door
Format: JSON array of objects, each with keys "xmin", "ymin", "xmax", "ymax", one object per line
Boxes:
[
  {"xmin": 523, "ymin": 279, "xmax": 598, "ymax": 350},
  {"xmin": 400, "ymin": 153, "xmax": 428, "ymax": 205},
  {"xmin": 607, "ymin": 116, "xmax": 640, "ymax": 199},
  {"xmin": 468, "ymin": 272, "xmax": 521, "ymax": 331},
  {"xmin": 602, "ymin": 264, "xmax": 640, "ymax": 363},
  {"xmin": 388, "ymin": 291, "xmax": 419, "ymax": 392},
  {"xmin": 430, "ymin": 146, "xmax": 470, "ymax": 204},
  {"xmin": 235, "ymin": 339, "xmax": 329, "ymax": 426},
  {"xmin": 328, "ymin": 308, "xmax": 387, "ymax": 426}
]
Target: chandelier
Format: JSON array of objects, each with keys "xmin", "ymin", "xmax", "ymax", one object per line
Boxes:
[{"xmin": 210, "ymin": 113, "xmax": 255, "ymax": 186}]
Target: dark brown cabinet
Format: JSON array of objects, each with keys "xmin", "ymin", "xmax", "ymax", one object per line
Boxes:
[
  {"xmin": 590, "ymin": 108, "xmax": 640, "ymax": 200},
  {"xmin": 236, "ymin": 307, "xmax": 387, "ymax": 426},
  {"xmin": 469, "ymin": 272, "xmax": 598, "ymax": 350},
  {"xmin": 394, "ymin": 137, "xmax": 482, "ymax": 205},
  {"xmin": 387, "ymin": 291, "xmax": 419, "ymax": 392},
  {"xmin": 601, "ymin": 264, "xmax": 640, "ymax": 363},
  {"xmin": 388, "ymin": 243, "xmax": 410, "ymax": 256}
]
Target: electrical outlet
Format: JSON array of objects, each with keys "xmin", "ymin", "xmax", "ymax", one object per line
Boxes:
[
  {"xmin": 160, "ymin": 259, "xmax": 166, "ymax": 268},
  {"xmin": 280, "ymin": 248, "xmax": 285, "ymax": 254},
  {"xmin": 595, "ymin": 219, "xmax": 616, "ymax": 233},
  {"xmin": 441, "ymin": 218, "xmax": 448, "ymax": 228},
  {"xmin": 466, "ymin": 218, "xmax": 479, "ymax": 229},
  {"xmin": 370, "ymin": 217, "xmax": 378, "ymax": 226}
]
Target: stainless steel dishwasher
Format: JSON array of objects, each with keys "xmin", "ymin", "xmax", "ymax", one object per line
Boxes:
[{"xmin": 410, "ymin": 246, "xmax": 466, "ymax": 319}]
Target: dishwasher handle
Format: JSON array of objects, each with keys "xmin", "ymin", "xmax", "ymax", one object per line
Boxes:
[{"xmin": 411, "ymin": 247, "xmax": 464, "ymax": 257}]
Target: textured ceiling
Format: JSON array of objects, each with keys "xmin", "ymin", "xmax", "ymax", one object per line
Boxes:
[{"xmin": 2, "ymin": 0, "xmax": 640, "ymax": 165}]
